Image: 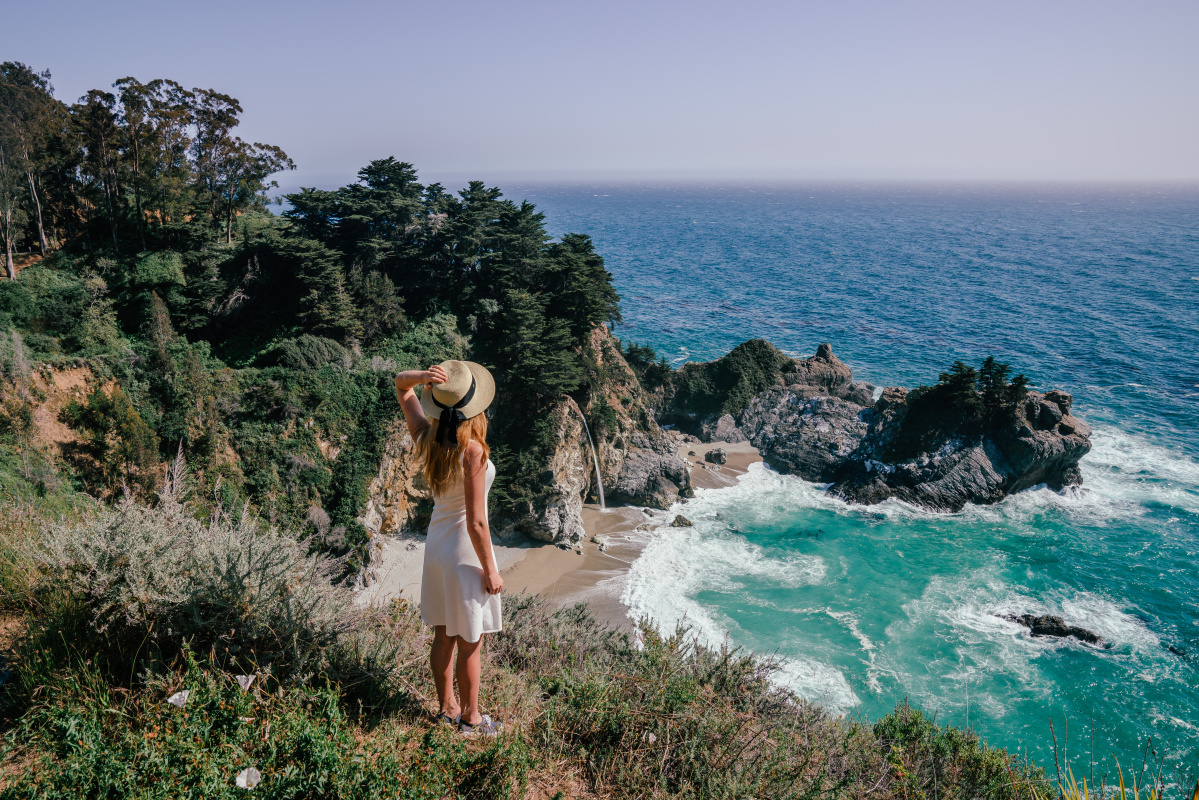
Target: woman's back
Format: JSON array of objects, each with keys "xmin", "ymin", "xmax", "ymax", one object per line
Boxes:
[{"xmin": 422, "ymin": 458, "xmax": 500, "ymax": 643}]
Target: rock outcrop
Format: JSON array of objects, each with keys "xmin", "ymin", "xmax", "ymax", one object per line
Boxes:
[
  {"xmin": 358, "ymin": 421, "xmax": 433, "ymax": 537},
  {"xmin": 676, "ymin": 342, "xmax": 1091, "ymax": 512},
  {"xmin": 509, "ymin": 398, "xmax": 592, "ymax": 543},
  {"xmin": 580, "ymin": 327, "xmax": 694, "ymax": 510},
  {"xmin": 1000, "ymin": 614, "xmax": 1106, "ymax": 647}
]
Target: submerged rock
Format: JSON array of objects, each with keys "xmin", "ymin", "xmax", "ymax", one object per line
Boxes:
[{"xmin": 1000, "ymin": 614, "xmax": 1107, "ymax": 647}]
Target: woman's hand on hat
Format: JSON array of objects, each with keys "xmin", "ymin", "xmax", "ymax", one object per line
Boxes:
[{"xmin": 394, "ymin": 366, "xmax": 447, "ymax": 392}]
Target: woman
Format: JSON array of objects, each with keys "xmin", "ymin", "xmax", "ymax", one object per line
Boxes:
[{"xmin": 394, "ymin": 360, "xmax": 504, "ymax": 737}]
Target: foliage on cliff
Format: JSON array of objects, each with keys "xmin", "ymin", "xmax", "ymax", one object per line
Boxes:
[
  {"xmin": 885, "ymin": 356, "xmax": 1031, "ymax": 462},
  {"xmin": 0, "ymin": 63, "xmax": 624, "ymax": 552},
  {"xmin": 662, "ymin": 338, "xmax": 794, "ymax": 426}
]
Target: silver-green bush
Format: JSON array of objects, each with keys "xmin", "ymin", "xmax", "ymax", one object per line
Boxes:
[{"xmin": 34, "ymin": 487, "xmax": 406, "ymax": 688}]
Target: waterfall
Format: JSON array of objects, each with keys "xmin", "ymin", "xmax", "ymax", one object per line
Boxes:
[{"xmin": 566, "ymin": 399, "xmax": 607, "ymax": 511}]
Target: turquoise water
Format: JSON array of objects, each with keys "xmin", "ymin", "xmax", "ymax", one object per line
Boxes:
[{"xmin": 509, "ymin": 182, "xmax": 1199, "ymax": 779}]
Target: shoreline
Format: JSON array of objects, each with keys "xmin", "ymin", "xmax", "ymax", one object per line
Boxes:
[{"xmin": 355, "ymin": 440, "xmax": 763, "ymax": 632}]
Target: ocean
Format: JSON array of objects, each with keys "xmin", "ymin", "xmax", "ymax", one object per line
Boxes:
[{"xmin": 507, "ymin": 181, "xmax": 1199, "ymax": 781}]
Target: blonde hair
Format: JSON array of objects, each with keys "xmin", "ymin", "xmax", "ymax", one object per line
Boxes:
[{"xmin": 417, "ymin": 413, "xmax": 490, "ymax": 497}]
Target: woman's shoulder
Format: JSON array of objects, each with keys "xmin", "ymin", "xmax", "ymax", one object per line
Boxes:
[{"xmin": 463, "ymin": 439, "xmax": 486, "ymax": 467}]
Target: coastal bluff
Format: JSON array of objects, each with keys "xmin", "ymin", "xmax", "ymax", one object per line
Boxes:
[{"xmin": 662, "ymin": 340, "xmax": 1092, "ymax": 512}]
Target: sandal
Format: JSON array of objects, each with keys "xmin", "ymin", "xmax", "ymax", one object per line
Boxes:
[
  {"xmin": 437, "ymin": 711, "xmax": 461, "ymax": 727},
  {"xmin": 459, "ymin": 714, "xmax": 503, "ymax": 738}
]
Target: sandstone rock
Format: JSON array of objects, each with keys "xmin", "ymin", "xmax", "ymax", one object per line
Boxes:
[
  {"xmin": 358, "ymin": 423, "xmax": 433, "ymax": 537},
  {"xmin": 513, "ymin": 398, "xmax": 589, "ymax": 543}
]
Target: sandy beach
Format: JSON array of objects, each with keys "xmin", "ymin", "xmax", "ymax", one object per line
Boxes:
[{"xmin": 355, "ymin": 440, "xmax": 762, "ymax": 631}]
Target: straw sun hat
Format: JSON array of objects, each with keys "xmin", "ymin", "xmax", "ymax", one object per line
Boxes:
[{"xmin": 419, "ymin": 360, "xmax": 495, "ymax": 447}]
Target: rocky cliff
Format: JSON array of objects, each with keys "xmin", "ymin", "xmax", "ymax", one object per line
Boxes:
[
  {"xmin": 673, "ymin": 342, "xmax": 1091, "ymax": 512},
  {"xmin": 508, "ymin": 327, "xmax": 693, "ymax": 542}
]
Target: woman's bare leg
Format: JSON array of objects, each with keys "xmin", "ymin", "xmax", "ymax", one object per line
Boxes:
[
  {"xmin": 454, "ymin": 634, "xmax": 484, "ymax": 725},
  {"xmin": 430, "ymin": 626, "xmax": 460, "ymax": 718}
]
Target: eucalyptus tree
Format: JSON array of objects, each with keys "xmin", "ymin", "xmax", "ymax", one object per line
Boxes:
[
  {"xmin": 0, "ymin": 139, "xmax": 26, "ymax": 278},
  {"xmin": 191, "ymin": 88, "xmax": 293, "ymax": 243},
  {"xmin": 0, "ymin": 62, "xmax": 60, "ymax": 256},
  {"xmin": 74, "ymin": 90, "xmax": 123, "ymax": 252}
]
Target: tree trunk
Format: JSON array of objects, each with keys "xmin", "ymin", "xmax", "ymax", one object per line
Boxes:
[
  {"xmin": 26, "ymin": 170, "xmax": 48, "ymax": 255},
  {"xmin": 131, "ymin": 141, "xmax": 146, "ymax": 251},
  {"xmin": 226, "ymin": 187, "xmax": 234, "ymax": 244},
  {"xmin": 3, "ymin": 207, "xmax": 14, "ymax": 280},
  {"xmin": 103, "ymin": 178, "xmax": 119, "ymax": 254}
]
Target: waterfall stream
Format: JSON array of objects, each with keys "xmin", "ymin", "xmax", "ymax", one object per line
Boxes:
[{"xmin": 567, "ymin": 400, "xmax": 607, "ymax": 511}]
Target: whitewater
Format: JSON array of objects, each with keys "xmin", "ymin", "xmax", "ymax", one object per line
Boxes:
[{"xmin": 509, "ymin": 181, "xmax": 1199, "ymax": 777}]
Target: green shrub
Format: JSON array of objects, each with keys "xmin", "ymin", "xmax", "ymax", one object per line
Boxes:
[
  {"xmin": 622, "ymin": 340, "xmax": 672, "ymax": 389},
  {"xmin": 1, "ymin": 648, "xmax": 531, "ymax": 800},
  {"xmin": 258, "ymin": 334, "xmax": 350, "ymax": 371},
  {"xmin": 664, "ymin": 338, "xmax": 793, "ymax": 424},
  {"xmin": 61, "ymin": 384, "xmax": 161, "ymax": 498},
  {"xmin": 132, "ymin": 250, "xmax": 187, "ymax": 288},
  {"xmin": 874, "ymin": 701, "xmax": 1047, "ymax": 800},
  {"xmin": 885, "ymin": 357, "xmax": 1031, "ymax": 462}
]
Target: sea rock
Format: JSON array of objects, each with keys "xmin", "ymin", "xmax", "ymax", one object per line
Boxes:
[
  {"xmin": 727, "ymin": 345, "xmax": 876, "ymax": 482},
  {"xmin": 705, "ymin": 447, "xmax": 728, "ymax": 465},
  {"xmin": 671, "ymin": 514, "xmax": 693, "ymax": 527},
  {"xmin": 829, "ymin": 388, "xmax": 1092, "ymax": 510},
  {"xmin": 669, "ymin": 341, "xmax": 1092, "ymax": 512},
  {"xmin": 1001, "ymin": 614, "xmax": 1105, "ymax": 646},
  {"xmin": 706, "ymin": 413, "xmax": 748, "ymax": 443}
]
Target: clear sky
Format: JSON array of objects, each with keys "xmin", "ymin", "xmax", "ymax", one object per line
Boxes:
[{"xmin": 7, "ymin": 0, "xmax": 1198, "ymax": 187}]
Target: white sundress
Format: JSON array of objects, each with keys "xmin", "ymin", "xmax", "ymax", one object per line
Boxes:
[{"xmin": 420, "ymin": 458, "xmax": 502, "ymax": 642}]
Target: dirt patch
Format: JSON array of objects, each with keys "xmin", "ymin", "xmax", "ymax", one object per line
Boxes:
[
  {"xmin": 10, "ymin": 253, "xmax": 43, "ymax": 277},
  {"xmin": 0, "ymin": 613, "xmax": 22, "ymax": 654},
  {"xmin": 31, "ymin": 366, "xmax": 94, "ymax": 452}
]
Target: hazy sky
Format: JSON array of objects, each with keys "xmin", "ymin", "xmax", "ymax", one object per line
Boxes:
[{"xmin": 8, "ymin": 0, "xmax": 1199, "ymax": 187}]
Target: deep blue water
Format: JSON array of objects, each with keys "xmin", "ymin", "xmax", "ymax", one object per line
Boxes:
[{"xmin": 508, "ymin": 182, "xmax": 1199, "ymax": 782}]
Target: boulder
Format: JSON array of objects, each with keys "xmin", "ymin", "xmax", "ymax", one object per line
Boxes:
[
  {"xmin": 1001, "ymin": 613, "xmax": 1106, "ymax": 646},
  {"xmin": 705, "ymin": 447, "xmax": 728, "ymax": 465},
  {"xmin": 671, "ymin": 514, "xmax": 693, "ymax": 527}
]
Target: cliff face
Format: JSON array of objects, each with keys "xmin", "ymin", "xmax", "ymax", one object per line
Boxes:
[
  {"xmin": 582, "ymin": 327, "xmax": 693, "ymax": 509},
  {"xmin": 680, "ymin": 343, "xmax": 1091, "ymax": 512},
  {"xmin": 358, "ymin": 421, "xmax": 433, "ymax": 537}
]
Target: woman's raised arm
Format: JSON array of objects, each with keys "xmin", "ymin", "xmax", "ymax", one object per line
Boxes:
[{"xmin": 394, "ymin": 366, "xmax": 447, "ymax": 440}]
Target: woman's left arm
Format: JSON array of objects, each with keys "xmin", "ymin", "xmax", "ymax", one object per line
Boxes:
[{"xmin": 464, "ymin": 440, "xmax": 503, "ymax": 595}]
